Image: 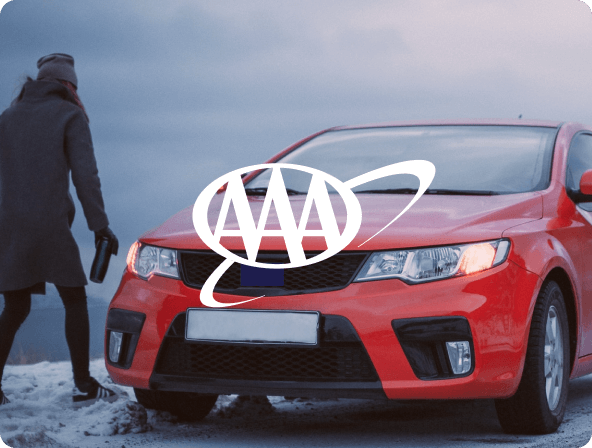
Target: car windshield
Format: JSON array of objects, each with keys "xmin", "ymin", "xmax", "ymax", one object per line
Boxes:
[{"xmin": 245, "ymin": 125, "xmax": 557, "ymax": 195}]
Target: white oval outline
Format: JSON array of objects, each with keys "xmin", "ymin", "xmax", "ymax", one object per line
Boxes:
[
  {"xmin": 193, "ymin": 163, "xmax": 363, "ymax": 269},
  {"xmin": 194, "ymin": 160, "xmax": 435, "ymax": 307}
]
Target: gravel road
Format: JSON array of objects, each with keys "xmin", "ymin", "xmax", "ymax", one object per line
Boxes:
[{"xmin": 75, "ymin": 374, "xmax": 592, "ymax": 448}]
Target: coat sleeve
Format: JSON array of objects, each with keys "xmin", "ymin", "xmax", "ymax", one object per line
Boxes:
[{"xmin": 64, "ymin": 110, "xmax": 110, "ymax": 232}]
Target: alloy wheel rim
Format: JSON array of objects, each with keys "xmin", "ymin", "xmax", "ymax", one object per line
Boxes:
[{"xmin": 544, "ymin": 304, "xmax": 564, "ymax": 411}]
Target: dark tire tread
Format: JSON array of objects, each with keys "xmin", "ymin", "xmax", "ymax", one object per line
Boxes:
[{"xmin": 495, "ymin": 280, "xmax": 569, "ymax": 434}]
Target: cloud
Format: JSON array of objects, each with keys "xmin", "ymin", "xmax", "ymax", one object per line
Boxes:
[{"xmin": 1, "ymin": 0, "xmax": 592, "ymax": 298}]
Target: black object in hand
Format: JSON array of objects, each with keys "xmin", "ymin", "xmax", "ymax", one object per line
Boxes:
[
  {"xmin": 90, "ymin": 237, "xmax": 114, "ymax": 283},
  {"xmin": 91, "ymin": 226, "xmax": 118, "ymax": 284},
  {"xmin": 94, "ymin": 226, "xmax": 119, "ymax": 255}
]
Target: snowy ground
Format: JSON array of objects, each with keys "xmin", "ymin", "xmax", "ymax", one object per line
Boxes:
[{"xmin": 1, "ymin": 360, "xmax": 592, "ymax": 448}]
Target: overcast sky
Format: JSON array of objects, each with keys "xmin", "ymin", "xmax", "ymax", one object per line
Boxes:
[{"xmin": 1, "ymin": 0, "xmax": 592, "ymax": 299}]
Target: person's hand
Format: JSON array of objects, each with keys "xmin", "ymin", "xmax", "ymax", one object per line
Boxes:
[{"xmin": 94, "ymin": 226, "xmax": 119, "ymax": 255}]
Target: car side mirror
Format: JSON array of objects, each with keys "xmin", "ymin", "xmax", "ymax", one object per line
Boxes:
[
  {"xmin": 580, "ymin": 170, "xmax": 592, "ymax": 195},
  {"xmin": 569, "ymin": 169, "xmax": 592, "ymax": 204}
]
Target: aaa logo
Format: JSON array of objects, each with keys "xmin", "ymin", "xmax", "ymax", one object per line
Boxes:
[{"xmin": 193, "ymin": 160, "xmax": 435, "ymax": 307}]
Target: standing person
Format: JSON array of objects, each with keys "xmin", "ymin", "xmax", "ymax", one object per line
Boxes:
[{"xmin": 0, "ymin": 53, "xmax": 119, "ymax": 407}]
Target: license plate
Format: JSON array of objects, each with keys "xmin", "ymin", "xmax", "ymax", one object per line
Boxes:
[{"xmin": 185, "ymin": 309, "xmax": 319, "ymax": 345}]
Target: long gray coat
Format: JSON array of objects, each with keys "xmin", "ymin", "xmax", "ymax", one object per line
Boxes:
[{"xmin": 0, "ymin": 80, "xmax": 109, "ymax": 292}]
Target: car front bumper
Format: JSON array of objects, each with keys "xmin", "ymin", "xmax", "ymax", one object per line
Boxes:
[{"xmin": 106, "ymin": 258, "xmax": 540, "ymax": 400}]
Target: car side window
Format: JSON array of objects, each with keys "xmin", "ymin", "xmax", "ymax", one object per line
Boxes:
[{"xmin": 566, "ymin": 133, "xmax": 592, "ymax": 191}]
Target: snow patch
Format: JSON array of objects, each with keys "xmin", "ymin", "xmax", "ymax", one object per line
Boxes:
[
  {"xmin": 80, "ymin": 400, "xmax": 150, "ymax": 436},
  {"xmin": 214, "ymin": 395, "xmax": 275, "ymax": 418},
  {"xmin": 0, "ymin": 359, "xmax": 150, "ymax": 447},
  {"xmin": 5, "ymin": 430, "xmax": 68, "ymax": 448},
  {"xmin": 4, "ymin": 359, "xmax": 590, "ymax": 447}
]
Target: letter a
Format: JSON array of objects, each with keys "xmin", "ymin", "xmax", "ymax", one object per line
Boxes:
[{"xmin": 298, "ymin": 174, "xmax": 341, "ymax": 249}]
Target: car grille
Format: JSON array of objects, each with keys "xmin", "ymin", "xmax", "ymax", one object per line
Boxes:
[
  {"xmin": 179, "ymin": 251, "xmax": 368, "ymax": 296},
  {"xmin": 154, "ymin": 313, "xmax": 379, "ymax": 382}
]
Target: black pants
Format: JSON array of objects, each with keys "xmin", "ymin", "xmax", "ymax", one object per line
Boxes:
[{"xmin": 0, "ymin": 285, "xmax": 90, "ymax": 390}]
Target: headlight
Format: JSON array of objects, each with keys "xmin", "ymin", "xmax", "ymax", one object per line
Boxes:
[
  {"xmin": 354, "ymin": 239, "xmax": 510, "ymax": 284},
  {"xmin": 126, "ymin": 242, "xmax": 179, "ymax": 280}
]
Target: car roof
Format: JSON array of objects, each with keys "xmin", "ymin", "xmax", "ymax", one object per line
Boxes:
[{"xmin": 333, "ymin": 118, "xmax": 564, "ymax": 130}]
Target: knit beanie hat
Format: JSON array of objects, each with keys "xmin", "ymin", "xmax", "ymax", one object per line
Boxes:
[{"xmin": 36, "ymin": 53, "xmax": 78, "ymax": 88}]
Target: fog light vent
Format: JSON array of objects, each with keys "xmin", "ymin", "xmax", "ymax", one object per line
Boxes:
[
  {"xmin": 392, "ymin": 316, "xmax": 474, "ymax": 380},
  {"xmin": 446, "ymin": 341, "xmax": 471, "ymax": 375},
  {"xmin": 109, "ymin": 331, "xmax": 123, "ymax": 363}
]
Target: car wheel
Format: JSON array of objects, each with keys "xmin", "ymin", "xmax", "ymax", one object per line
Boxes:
[
  {"xmin": 134, "ymin": 388, "xmax": 219, "ymax": 422},
  {"xmin": 494, "ymin": 280, "xmax": 570, "ymax": 434}
]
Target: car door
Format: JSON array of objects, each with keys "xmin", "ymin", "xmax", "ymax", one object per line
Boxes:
[{"xmin": 565, "ymin": 132, "xmax": 592, "ymax": 356}]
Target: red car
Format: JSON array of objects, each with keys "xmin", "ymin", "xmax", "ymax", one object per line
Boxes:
[{"xmin": 106, "ymin": 119, "xmax": 592, "ymax": 434}]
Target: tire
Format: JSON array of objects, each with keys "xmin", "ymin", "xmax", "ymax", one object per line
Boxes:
[
  {"xmin": 495, "ymin": 280, "xmax": 570, "ymax": 434},
  {"xmin": 134, "ymin": 388, "xmax": 218, "ymax": 422}
]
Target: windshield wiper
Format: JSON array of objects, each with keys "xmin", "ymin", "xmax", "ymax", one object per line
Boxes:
[
  {"xmin": 424, "ymin": 189, "xmax": 500, "ymax": 196},
  {"xmin": 354, "ymin": 188, "xmax": 500, "ymax": 196},
  {"xmin": 354, "ymin": 188, "xmax": 419, "ymax": 194},
  {"xmin": 244, "ymin": 187, "xmax": 304, "ymax": 196}
]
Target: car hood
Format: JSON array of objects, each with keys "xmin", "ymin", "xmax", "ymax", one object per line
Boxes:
[{"xmin": 141, "ymin": 192, "xmax": 542, "ymax": 251}]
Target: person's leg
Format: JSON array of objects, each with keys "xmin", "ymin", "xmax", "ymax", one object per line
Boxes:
[
  {"xmin": 0, "ymin": 288, "xmax": 32, "ymax": 402},
  {"xmin": 55, "ymin": 284, "xmax": 117, "ymax": 406},
  {"xmin": 55, "ymin": 285, "xmax": 90, "ymax": 387}
]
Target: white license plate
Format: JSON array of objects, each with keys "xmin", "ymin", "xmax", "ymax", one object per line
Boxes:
[{"xmin": 185, "ymin": 309, "xmax": 319, "ymax": 345}]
